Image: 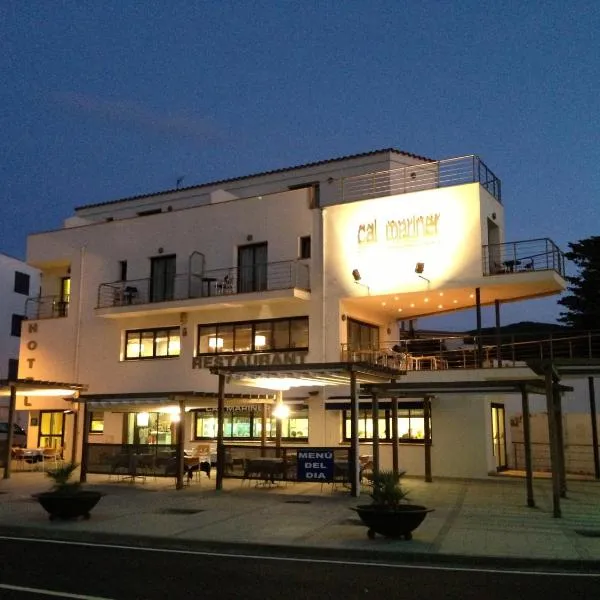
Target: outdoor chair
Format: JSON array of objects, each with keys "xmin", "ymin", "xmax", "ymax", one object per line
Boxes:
[{"xmin": 41, "ymin": 446, "xmax": 62, "ymax": 471}]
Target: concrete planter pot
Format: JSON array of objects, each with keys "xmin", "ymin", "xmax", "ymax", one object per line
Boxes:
[
  {"xmin": 353, "ymin": 504, "xmax": 433, "ymax": 540},
  {"xmin": 35, "ymin": 490, "xmax": 104, "ymax": 521}
]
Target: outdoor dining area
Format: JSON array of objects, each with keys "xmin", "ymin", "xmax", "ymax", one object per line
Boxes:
[{"xmin": 11, "ymin": 446, "xmax": 63, "ymax": 471}]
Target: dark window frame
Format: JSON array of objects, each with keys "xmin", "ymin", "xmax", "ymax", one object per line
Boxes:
[
  {"xmin": 197, "ymin": 316, "xmax": 309, "ymax": 355},
  {"xmin": 11, "ymin": 314, "xmax": 24, "ymax": 337},
  {"xmin": 124, "ymin": 326, "xmax": 181, "ymax": 360},
  {"xmin": 347, "ymin": 317, "xmax": 380, "ymax": 351},
  {"xmin": 192, "ymin": 406, "xmax": 309, "ymax": 442},
  {"xmin": 14, "ymin": 271, "xmax": 30, "ymax": 295},
  {"xmin": 299, "ymin": 235, "xmax": 311, "ymax": 259},
  {"xmin": 341, "ymin": 407, "xmax": 430, "ymax": 443}
]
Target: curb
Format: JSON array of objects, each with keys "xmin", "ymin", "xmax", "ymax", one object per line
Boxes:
[{"xmin": 0, "ymin": 526, "xmax": 598, "ymax": 573}]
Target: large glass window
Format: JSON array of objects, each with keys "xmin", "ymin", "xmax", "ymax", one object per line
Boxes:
[
  {"xmin": 88, "ymin": 412, "xmax": 105, "ymax": 434},
  {"xmin": 125, "ymin": 327, "xmax": 181, "ymax": 360},
  {"xmin": 342, "ymin": 408, "xmax": 429, "ymax": 443},
  {"xmin": 347, "ymin": 318, "xmax": 379, "ymax": 351},
  {"xmin": 197, "ymin": 317, "xmax": 308, "ymax": 355},
  {"xmin": 194, "ymin": 406, "xmax": 309, "ymax": 441}
]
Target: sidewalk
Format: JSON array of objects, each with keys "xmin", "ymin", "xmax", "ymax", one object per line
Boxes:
[{"xmin": 0, "ymin": 471, "xmax": 599, "ymax": 568}]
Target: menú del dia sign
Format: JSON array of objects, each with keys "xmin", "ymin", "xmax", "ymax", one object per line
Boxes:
[{"xmin": 296, "ymin": 448, "xmax": 334, "ymax": 482}]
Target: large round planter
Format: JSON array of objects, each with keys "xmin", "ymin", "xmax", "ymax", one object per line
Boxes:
[
  {"xmin": 35, "ymin": 491, "xmax": 104, "ymax": 521},
  {"xmin": 353, "ymin": 504, "xmax": 433, "ymax": 540}
]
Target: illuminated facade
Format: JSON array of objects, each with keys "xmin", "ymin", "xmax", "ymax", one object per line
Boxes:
[{"xmin": 17, "ymin": 149, "xmax": 567, "ymax": 478}]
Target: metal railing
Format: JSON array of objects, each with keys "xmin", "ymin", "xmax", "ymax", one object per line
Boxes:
[
  {"xmin": 512, "ymin": 442, "xmax": 599, "ymax": 476},
  {"xmin": 341, "ymin": 330, "xmax": 600, "ymax": 371},
  {"xmin": 339, "ymin": 155, "xmax": 501, "ymax": 204},
  {"xmin": 86, "ymin": 443, "xmax": 178, "ymax": 478},
  {"xmin": 24, "ymin": 295, "xmax": 70, "ymax": 320},
  {"xmin": 483, "ymin": 238, "xmax": 565, "ymax": 277},
  {"xmin": 96, "ymin": 260, "xmax": 310, "ymax": 309}
]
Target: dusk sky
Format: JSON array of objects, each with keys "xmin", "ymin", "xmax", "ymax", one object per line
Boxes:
[{"xmin": 1, "ymin": 2, "xmax": 598, "ymax": 329}]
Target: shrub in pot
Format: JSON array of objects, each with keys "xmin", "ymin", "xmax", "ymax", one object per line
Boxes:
[
  {"xmin": 353, "ymin": 470, "xmax": 433, "ymax": 540},
  {"xmin": 34, "ymin": 462, "xmax": 103, "ymax": 521}
]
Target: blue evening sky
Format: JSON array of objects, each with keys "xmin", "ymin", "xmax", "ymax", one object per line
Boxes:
[{"xmin": 1, "ymin": 1, "xmax": 598, "ymax": 330}]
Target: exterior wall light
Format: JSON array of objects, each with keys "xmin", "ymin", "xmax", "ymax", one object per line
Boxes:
[
  {"xmin": 352, "ymin": 269, "xmax": 361, "ymax": 282},
  {"xmin": 272, "ymin": 401, "xmax": 289, "ymax": 419}
]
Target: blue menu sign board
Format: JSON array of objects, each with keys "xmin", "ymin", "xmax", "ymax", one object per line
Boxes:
[{"xmin": 296, "ymin": 448, "xmax": 334, "ymax": 482}]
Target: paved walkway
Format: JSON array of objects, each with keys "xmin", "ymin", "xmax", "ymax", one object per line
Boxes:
[{"xmin": 0, "ymin": 471, "xmax": 599, "ymax": 568}]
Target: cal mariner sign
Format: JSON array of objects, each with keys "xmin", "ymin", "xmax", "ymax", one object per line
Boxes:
[
  {"xmin": 357, "ymin": 212, "xmax": 440, "ymax": 245},
  {"xmin": 192, "ymin": 351, "xmax": 308, "ymax": 369}
]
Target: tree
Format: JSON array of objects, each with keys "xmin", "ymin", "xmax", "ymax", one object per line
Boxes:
[{"xmin": 558, "ymin": 236, "xmax": 600, "ymax": 329}]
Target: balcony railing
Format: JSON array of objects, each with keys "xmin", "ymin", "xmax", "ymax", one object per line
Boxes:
[
  {"xmin": 482, "ymin": 238, "xmax": 565, "ymax": 278},
  {"xmin": 25, "ymin": 295, "xmax": 70, "ymax": 320},
  {"xmin": 341, "ymin": 330, "xmax": 600, "ymax": 372},
  {"xmin": 97, "ymin": 260, "xmax": 310, "ymax": 309},
  {"xmin": 339, "ymin": 155, "xmax": 501, "ymax": 204}
]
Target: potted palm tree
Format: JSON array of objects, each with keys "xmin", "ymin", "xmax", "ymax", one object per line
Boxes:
[
  {"xmin": 353, "ymin": 470, "xmax": 433, "ymax": 540},
  {"xmin": 34, "ymin": 462, "xmax": 103, "ymax": 521}
]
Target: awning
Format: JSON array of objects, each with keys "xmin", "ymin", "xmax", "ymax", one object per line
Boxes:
[
  {"xmin": 209, "ymin": 361, "xmax": 400, "ymax": 389},
  {"xmin": 0, "ymin": 378, "xmax": 87, "ymax": 397}
]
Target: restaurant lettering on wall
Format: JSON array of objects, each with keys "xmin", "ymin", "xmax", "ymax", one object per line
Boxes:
[
  {"xmin": 192, "ymin": 351, "xmax": 309, "ymax": 370},
  {"xmin": 357, "ymin": 213, "xmax": 440, "ymax": 245}
]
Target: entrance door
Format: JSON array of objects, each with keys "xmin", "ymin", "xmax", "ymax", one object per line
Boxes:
[
  {"xmin": 237, "ymin": 243, "xmax": 268, "ymax": 294},
  {"xmin": 491, "ymin": 403, "xmax": 507, "ymax": 471},
  {"xmin": 39, "ymin": 411, "xmax": 65, "ymax": 450},
  {"xmin": 150, "ymin": 255, "xmax": 176, "ymax": 302}
]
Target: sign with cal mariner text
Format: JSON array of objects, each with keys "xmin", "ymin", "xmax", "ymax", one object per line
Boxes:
[{"xmin": 296, "ymin": 448, "xmax": 334, "ymax": 482}]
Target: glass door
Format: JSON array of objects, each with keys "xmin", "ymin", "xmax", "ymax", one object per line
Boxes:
[
  {"xmin": 237, "ymin": 243, "xmax": 267, "ymax": 293},
  {"xmin": 38, "ymin": 411, "xmax": 65, "ymax": 450},
  {"xmin": 491, "ymin": 403, "xmax": 507, "ymax": 471},
  {"xmin": 150, "ymin": 255, "xmax": 176, "ymax": 302}
]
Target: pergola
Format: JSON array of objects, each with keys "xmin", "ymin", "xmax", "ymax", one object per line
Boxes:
[
  {"xmin": 209, "ymin": 361, "xmax": 402, "ymax": 495},
  {"xmin": 0, "ymin": 378, "xmax": 88, "ymax": 479}
]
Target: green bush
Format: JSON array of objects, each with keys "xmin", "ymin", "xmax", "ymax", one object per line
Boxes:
[
  {"xmin": 45, "ymin": 462, "xmax": 81, "ymax": 494},
  {"xmin": 370, "ymin": 470, "xmax": 410, "ymax": 509}
]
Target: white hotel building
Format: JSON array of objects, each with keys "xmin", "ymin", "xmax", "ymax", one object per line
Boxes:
[{"xmin": 15, "ymin": 149, "xmax": 567, "ymax": 485}]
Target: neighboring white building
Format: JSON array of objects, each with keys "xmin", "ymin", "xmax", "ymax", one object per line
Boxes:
[
  {"xmin": 0, "ymin": 253, "xmax": 40, "ymax": 424},
  {"xmin": 16, "ymin": 149, "xmax": 569, "ymax": 479}
]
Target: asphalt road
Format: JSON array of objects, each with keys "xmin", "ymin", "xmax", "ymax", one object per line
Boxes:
[{"xmin": 0, "ymin": 536, "xmax": 598, "ymax": 600}]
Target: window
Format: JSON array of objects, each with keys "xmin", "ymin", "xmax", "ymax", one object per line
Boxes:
[
  {"xmin": 238, "ymin": 243, "xmax": 267, "ymax": 293},
  {"xmin": 150, "ymin": 255, "xmax": 176, "ymax": 302},
  {"xmin": 14, "ymin": 271, "xmax": 30, "ymax": 295},
  {"xmin": 124, "ymin": 327, "xmax": 181, "ymax": 360},
  {"xmin": 347, "ymin": 318, "xmax": 380, "ymax": 351},
  {"xmin": 11, "ymin": 314, "xmax": 24, "ymax": 337},
  {"xmin": 197, "ymin": 317, "xmax": 308, "ymax": 355},
  {"xmin": 119, "ymin": 260, "xmax": 128, "ymax": 281},
  {"xmin": 88, "ymin": 412, "xmax": 104, "ymax": 433},
  {"xmin": 193, "ymin": 405, "xmax": 308, "ymax": 441},
  {"xmin": 7, "ymin": 359, "xmax": 18, "ymax": 381},
  {"xmin": 299, "ymin": 236, "xmax": 311, "ymax": 259},
  {"xmin": 342, "ymin": 407, "xmax": 429, "ymax": 443}
]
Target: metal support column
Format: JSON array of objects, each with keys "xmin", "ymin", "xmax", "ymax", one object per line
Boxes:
[
  {"xmin": 423, "ymin": 395, "xmax": 432, "ymax": 482},
  {"xmin": 79, "ymin": 401, "xmax": 91, "ymax": 483},
  {"xmin": 545, "ymin": 368, "xmax": 561, "ymax": 518},
  {"xmin": 275, "ymin": 391, "xmax": 283, "ymax": 458},
  {"xmin": 588, "ymin": 376, "xmax": 600, "ymax": 479},
  {"xmin": 520, "ymin": 386, "xmax": 535, "ymax": 507},
  {"xmin": 475, "ymin": 288, "xmax": 483, "ymax": 367},
  {"xmin": 371, "ymin": 391, "xmax": 380, "ymax": 479},
  {"xmin": 553, "ymin": 386, "xmax": 567, "ymax": 498},
  {"xmin": 260, "ymin": 403, "xmax": 267, "ymax": 457},
  {"xmin": 391, "ymin": 395, "xmax": 399, "ymax": 477},
  {"xmin": 495, "ymin": 299, "xmax": 502, "ymax": 367},
  {"xmin": 175, "ymin": 398, "xmax": 186, "ymax": 491},
  {"xmin": 2, "ymin": 385, "xmax": 17, "ymax": 480},
  {"xmin": 350, "ymin": 370, "xmax": 360, "ymax": 497},
  {"xmin": 216, "ymin": 374, "xmax": 226, "ymax": 491}
]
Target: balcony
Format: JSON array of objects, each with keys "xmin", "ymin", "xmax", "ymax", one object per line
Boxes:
[
  {"xmin": 341, "ymin": 331, "xmax": 600, "ymax": 372},
  {"xmin": 483, "ymin": 238, "xmax": 565, "ymax": 278},
  {"xmin": 25, "ymin": 295, "xmax": 70, "ymax": 320},
  {"xmin": 96, "ymin": 260, "xmax": 310, "ymax": 314},
  {"xmin": 339, "ymin": 155, "xmax": 501, "ymax": 204}
]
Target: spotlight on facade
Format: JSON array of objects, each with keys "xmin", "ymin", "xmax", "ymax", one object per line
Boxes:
[
  {"xmin": 415, "ymin": 262, "xmax": 425, "ymax": 274},
  {"xmin": 352, "ymin": 269, "xmax": 361, "ymax": 282}
]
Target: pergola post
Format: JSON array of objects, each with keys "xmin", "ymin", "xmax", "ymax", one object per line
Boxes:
[
  {"xmin": 423, "ymin": 395, "xmax": 432, "ymax": 482},
  {"xmin": 545, "ymin": 367, "xmax": 561, "ymax": 517},
  {"xmin": 475, "ymin": 287, "xmax": 483, "ymax": 368},
  {"xmin": 371, "ymin": 391, "xmax": 380, "ymax": 479},
  {"xmin": 391, "ymin": 395, "xmax": 399, "ymax": 478},
  {"xmin": 588, "ymin": 376, "xmax": 600, "ymax": 480},
  {"xmin": 79, "ymin": 401, "xmax": 91, "ymax": 483},
  {"xmin": 2, "ymin": 384, "xmax": 17, "ymax": 480},
  {"xmin": 350, "ymin": 370, "xmax": 360, "ymax": 498},
  {"xmin": 175, "ymin": 397, "xmax": 186, "ymax": 490},
  {"xmin": 275, "ymin": 391, "xmax": 283, "ymax": 458},
  {"xmin": 216, "ymin": 374, "xmax": 226, "ymax": 491},
  {"xmin": 520, "ymin": 386, "xmax": 535, "ymax": 507},
  {"xmin": 553, "ymin": 386, "xmax": 567, "ymax": 498},
  {"xmin": 260, "ymin": 402, "xmax": 267, "ymax": 457},
  {"xmin": 495, "ymin": 300, "xmax": 502, "ymax": 367}
]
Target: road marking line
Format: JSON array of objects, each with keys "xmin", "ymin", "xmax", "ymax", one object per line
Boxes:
[
  {"xmin": 0, "ymin": 534, "xmax": 597, "ymax": 578},
  {"xmin": 0, "ymin": 583, "xmax": 115, "ymax": 599}
]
